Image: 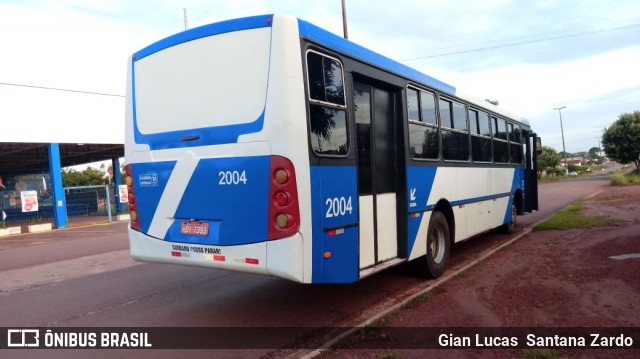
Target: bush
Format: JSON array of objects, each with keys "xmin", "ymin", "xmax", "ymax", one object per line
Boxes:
[
  {"xmin": 575, "ymin": 165, "xmax": 590, "ymax": 173},
  {"xmin": 611, "ymin": 170, "xmax": 640, "ymax": 186},
  {"xmin": 549, "ymin": 168, "xmax": 565, "ymax": 177}
]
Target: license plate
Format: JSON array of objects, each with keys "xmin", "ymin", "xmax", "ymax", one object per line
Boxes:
[{"xmin": 180, "ymin": 221, "xmax": 209, "ymax": 236}]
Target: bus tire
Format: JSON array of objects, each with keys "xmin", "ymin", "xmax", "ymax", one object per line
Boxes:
[
  {"xmin": 413, "ymin": 211, "xmax": 450, "ymax": 278},
  {"xmin": 500, "ymin": 204, "xmax": 517, "ymax": 234}
]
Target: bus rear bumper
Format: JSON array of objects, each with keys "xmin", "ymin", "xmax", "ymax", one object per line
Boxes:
[{"xmin": 128, "ymin": 226, "xmax": 305, "ymax": 283}]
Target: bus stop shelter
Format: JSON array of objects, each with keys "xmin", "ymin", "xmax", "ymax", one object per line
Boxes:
[
  {"xmin": 0, "ymin": 82, "xmax": 125, "ymax": 230},
  {"xmin": 0, "ymin": 142, "xmax": 124, "ymax": 229}
]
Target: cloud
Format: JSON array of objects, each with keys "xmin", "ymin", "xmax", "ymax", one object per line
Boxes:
[
  {"xmin": 424, "ymin": 46, "xmax": 639, "ymax": 115},
  {"xmin": 1, "ymin": 0, "xmax": 639, "ymax": 153}
]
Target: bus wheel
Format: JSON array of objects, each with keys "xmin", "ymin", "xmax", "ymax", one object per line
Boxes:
[
  {"xmin": 413, "ymin": 211, "xmax": 450, "ymax": 278},
  {"xmin": 501, "ymin": 204, "xmax": 517, "ymax": 234}
]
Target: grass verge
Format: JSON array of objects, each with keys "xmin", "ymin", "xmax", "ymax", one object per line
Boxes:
[
  {"xmin": 611, "ymin": 169, "xmax": 640, "ymax": 186},
  {"xmin": 533, "ymin": 200, "xmax": 617, "ymax": 231}
]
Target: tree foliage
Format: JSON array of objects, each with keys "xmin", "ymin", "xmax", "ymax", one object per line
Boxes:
[
  {"xmin": 537, "ymin": 146, "xmax": 560, "ymax": 178},
  {"xmin": 62, "ymin": 167, "xmax": 107, "ymax": 187},
  {"xmin": 602, "ymin": 110, "xmax": 640, "ymax": 168}
]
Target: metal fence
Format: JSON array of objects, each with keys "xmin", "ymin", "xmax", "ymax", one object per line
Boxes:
[
  {"xmin": 1, "ymin": 184, "xmax": 129, "ymax": 228},
  {"xmin": 64, "ymin": 185, "xmax": 130, "ymax": 226}
]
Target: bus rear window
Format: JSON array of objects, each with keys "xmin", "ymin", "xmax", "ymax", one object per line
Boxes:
[{"xmin": 133, "ymin": 28, "xmax": 271, "ymax": 135}]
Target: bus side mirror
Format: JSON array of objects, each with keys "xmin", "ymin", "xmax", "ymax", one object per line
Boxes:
[{"xmin": 535, "ymin": 137, "xmax": 542, "ymax": 155}]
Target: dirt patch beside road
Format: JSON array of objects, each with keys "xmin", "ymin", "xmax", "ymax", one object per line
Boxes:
[{"xmin": 323, "ymin": 184, "xmax": 640, "ymax": 358}]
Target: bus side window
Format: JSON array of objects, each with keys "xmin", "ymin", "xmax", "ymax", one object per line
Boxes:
[
  {"xmin": 441, "ymin": 98, "xmax": 469, "ymax": 161},
  {"xmin": 509, "ymin": 123, "xmax": 523, "ymax": 164},
  {"xmin": 407, "ymin": 87, "xmax": 439, "ymax": 160},
  {"xmin": 307, "ymin": 52, "xmax": 345, "ymax": 106},
  {"xmin": 470, "ymin": 109, "xmax": 492, "ymax": 162},
  {"xmin": 307, "ymin": 51, "xmax": 348, "ymax": 156},
  {"xmin": 492, "ymin": 116, "xmax": 510, "ymax": 163}
]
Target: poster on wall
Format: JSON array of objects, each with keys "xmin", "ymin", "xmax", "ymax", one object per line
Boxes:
[
  {"xmin": 21, "ymin": 191, "xmax": 39, "ymax": 212},
  {"xmin": 118, "ymin": 185, "xmax": 129, "ymax": 203}
]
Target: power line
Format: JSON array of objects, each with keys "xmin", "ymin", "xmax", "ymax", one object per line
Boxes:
[
  {"xmin": 401, "ymin": 22, "xmax": 640, "ymax": 62},
  {"xmin": 0, "ymin": 82, "xmax": 125, "ymax": 98}
]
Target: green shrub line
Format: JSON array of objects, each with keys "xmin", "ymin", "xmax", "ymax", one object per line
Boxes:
[
  {"xmin": 533, "ymin": 200, "xmax": 617, "ymax": 231},
  {"xmin": 611, "ymin": 169, "xmax": 640, "ymax": 186}
]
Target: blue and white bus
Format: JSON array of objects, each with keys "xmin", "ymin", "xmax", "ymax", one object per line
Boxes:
[{"xmin": 125, "ymin": 14, "xmax": 539, "ymax": 284}]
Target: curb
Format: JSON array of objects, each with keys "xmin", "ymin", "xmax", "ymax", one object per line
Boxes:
[
  {"xmin": 295, "ymin": 187, "xmax": 607, "ymax": 359},
  {"xmin": 295, "ymin": 228, "xmax": 532, "ymax": 359}
]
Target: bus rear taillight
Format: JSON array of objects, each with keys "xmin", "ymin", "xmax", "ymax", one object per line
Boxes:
[
  {"xmin": 125, "ymin": 164, "xmax": 141, "ymax": 231},
  {"xmin": 268, "ymin": 156, "xmax": 300, "ymax": 240}
]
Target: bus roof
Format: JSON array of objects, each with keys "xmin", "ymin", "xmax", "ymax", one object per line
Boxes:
[
  {"xmin": 134, "ymin": 14, "xmax": 274, "ymax": 61},
  {"xmin": 296, "ymin": 16, "xmax": 529, "ymax": 126},
  {"xmin": 133, "ymin": 13, "xmax": 529, "ymax": 126}
]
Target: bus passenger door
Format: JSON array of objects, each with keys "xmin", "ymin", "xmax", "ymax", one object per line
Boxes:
[
  {"xmin": 354, "ymin": 81, "xmax": 399, "ymax": 269},
  {"xmin": 523, "ymin": 130, "xmax": 539, "ymax": 212}
]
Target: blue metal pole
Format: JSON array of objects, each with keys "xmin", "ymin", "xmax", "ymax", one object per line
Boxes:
[
  {"xmin": 112, "ymin": 157, "xmax": 123, "ymax": 212},
  {"xmin": 48, "ymin": 143, "xmax": 68, "ymax": 228}
]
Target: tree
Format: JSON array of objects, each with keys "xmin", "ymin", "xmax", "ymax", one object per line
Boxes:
[
  {"xmin": 62, "ymin": 167, "xmax": 108, "ymax": 187},
  {"xmin": 575, "ymin": 151, "xmax": 588, "ymax": 159},
  {"xmin": 602, "ymin": 110, "xmax": 640, "ymax": 169},
  {"xmin": 537, "ymin": 146, "xmax": 560, "ymax": 179},
  {"xmin": 558, "ymin": 151, "xmax": 572, "ymax": 159},
  {"xmin": 105, "ymin": 164, "xmax": 126, "ymax": 184},
  {"xmin": 588, "ymin": 147, "xmax": 601, "ymax": 162}
]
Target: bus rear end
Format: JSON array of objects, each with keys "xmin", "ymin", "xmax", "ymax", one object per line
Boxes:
[{"xmin": 125, "ymin": 15, "xmax": 309, "ymax": 282}]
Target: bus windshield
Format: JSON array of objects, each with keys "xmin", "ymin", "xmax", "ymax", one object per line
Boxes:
[{"xmin": 133, "ymin": 27, "xmax": 271, "ymax": 134}]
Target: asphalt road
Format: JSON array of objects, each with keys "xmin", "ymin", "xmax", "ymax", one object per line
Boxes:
[{"xmin": 0, "ymin": 176, "xmax": 610, "ymax": 358}]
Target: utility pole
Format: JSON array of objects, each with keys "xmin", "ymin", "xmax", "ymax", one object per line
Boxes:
[
  {"xmin": 341, "ymin": 0, "xmax": 348, "ymax": 39},
  {"xmin": 553, "ymin": 106, "xmax": 568, "ymax": 175},
  {"xmin": 597, "ymin": 136, "xmax": 603, "ymax": 171},
  {"xmin": 183, "ymin": 8, "xmax": 188, "ymax": 30}
]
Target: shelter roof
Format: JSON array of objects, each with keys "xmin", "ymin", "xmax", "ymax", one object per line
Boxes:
[{"xmin": 0, "ymin": 142, "xmax": 123, "ymax": 172}]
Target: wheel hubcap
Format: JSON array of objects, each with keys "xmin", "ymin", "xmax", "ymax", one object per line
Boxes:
[{"xmin": 430, "ymin": 227, "xmax": 445, "ymax": 263}]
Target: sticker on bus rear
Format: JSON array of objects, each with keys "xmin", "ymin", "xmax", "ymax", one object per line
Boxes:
[{"xmin": 138, "ymin": 173, "xmax": 158, "ymax": 187}]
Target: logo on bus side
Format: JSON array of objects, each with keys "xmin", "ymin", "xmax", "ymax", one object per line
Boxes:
[
  {"xmin": 409, "ymin": 187, "xmax": 417, "ymax": 208},
  {"xmin": 138, "ymin": 173, "xmax": 158, "ymax": 187}
]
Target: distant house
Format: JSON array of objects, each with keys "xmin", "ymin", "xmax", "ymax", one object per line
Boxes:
[{"xmin": 565, "ymin": 156, "xmax": 585, "ymax": 166}]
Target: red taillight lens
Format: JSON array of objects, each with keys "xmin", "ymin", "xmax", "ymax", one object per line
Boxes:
[
  {"xmin": 274, "ymin": 192, "xmax": 289, "ymax": 207},
  {"xmin": 125, "ymin": 163, "xmax": 140, "ymax": 231},
  {"xmin": 267, "ymin": 156, "xmax": 300, "ymax": 240}
]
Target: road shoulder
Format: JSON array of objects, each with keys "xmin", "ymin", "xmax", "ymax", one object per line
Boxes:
[{"xmin": 320, "ymin": 184, "xmax": 640, "ymax": 358}]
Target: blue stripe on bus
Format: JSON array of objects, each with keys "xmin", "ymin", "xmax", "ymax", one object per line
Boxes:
[
  {"xmin": 132, "ymin": 106, "xmax": 266, "ymax": 150},
  {"xmin": 297, "ymin": 19, "xmax": 456, "ymax": 96},
  {"xmin": 132, "ymin": 161, "xmax": 177, "ymax": 235},
  {"xmin": 171, "ymin": 156, "xmax": 270, "ymax": 245},
  {"xmin": 310, "ymin": 165, "xmax": 359, "ymax": 283},
  {"xmin": 134, "ymin": 14, "xmax": 274, "ymax": 61},
  {"xmin": 408, "ymin": 191, "xmax": 517, "ymax": 216},
  {"xmin": 503, "ymin": 167, "xmax": 525, "ymax": 224},
  {"xmin": 406, "ymin": 166, "xmax": 437, "ymax": 258},
  {"xmin": 449, "ymin": 192, "xmax": 513, "ymax": 207},
  {"xmin": 406, "ymin": 166, "xmax": 438, "ymax": 212}
]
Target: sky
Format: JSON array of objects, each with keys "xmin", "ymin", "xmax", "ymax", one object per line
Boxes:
[{"xmin": 1, "ymin": 0, "xmax": 639, "ymax": 154}]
